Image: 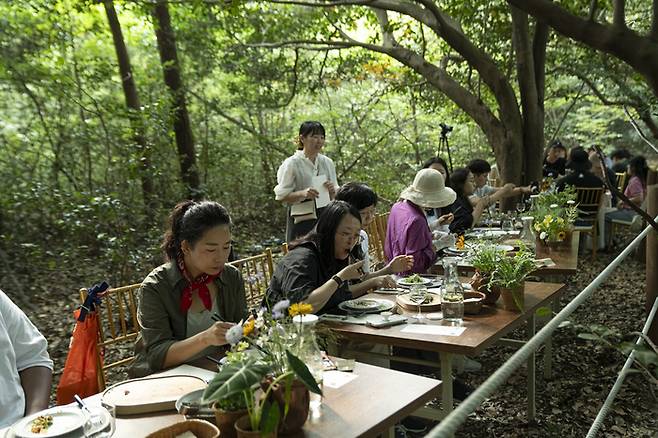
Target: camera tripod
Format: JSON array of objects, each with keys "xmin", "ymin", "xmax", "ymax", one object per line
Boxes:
[{"xmin": 437, "ymin": 128, "xmax": 454, "ymax": 171}]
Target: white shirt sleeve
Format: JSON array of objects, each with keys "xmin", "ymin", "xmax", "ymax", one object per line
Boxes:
[
  {"xmin": 274, "ymin": 156, "xmax": 297, "ymax": 201},
  {"xmin": 359, "ymin": 230, "xmax": 370, "ymax": 273},
  {"xmin": 326, "ymin": 156, "xmax": 338, "ymax": 186},
  {"xmin": 0, "ymin": 291, "xmax": 53, "ymax": 372}
]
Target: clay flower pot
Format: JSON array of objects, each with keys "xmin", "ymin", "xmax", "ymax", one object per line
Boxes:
[
  {"xmin": 234, "ymin": 415, "xmax": 277, "ymax": 438},
  {"xmin": 470, "ymin": 270, "xmax": 501, "ymax": 305},
  {"xmin": 262, "ymin": 377, "xmax": 310, "ymax": 435},
  {"xmin": 500, "ymin": 285, "xmax": 524, "ymax": 312},
  {"xmin": 213, "ymin": 404, "xmax": 248, "ymax": 438}
]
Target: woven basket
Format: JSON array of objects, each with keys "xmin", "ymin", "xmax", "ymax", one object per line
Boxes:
[{"xmin": 145, "ymin": 419, "xmax": 220, "ymax": 438}]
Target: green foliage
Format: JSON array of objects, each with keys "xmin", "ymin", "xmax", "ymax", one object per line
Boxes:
[
  {"xmin": 468, "ymin": 243, "xmax": 505, "ymax": 274},
  {"xmin": 563, "ymin": 322, "xmax": 658, "ymax": 385},
  {"xmin": 489, "ymin": 246, "xmax": 536, "ymax": 289},
  {"xmin": 202, "ymin": 357, "xmax": 271, "ymax": 403}
]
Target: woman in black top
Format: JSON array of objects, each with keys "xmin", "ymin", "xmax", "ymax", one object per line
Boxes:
[
  {"xmin": 449, "ymin": 168, "xmax": 512, "ymax": 234},
  {"xmin": 265, "ymin": 201, "xmax": 365, "ymax": 314},
  {"xmin": 543, "ymin": 140, "xmax": 567, "ymax": 178}
]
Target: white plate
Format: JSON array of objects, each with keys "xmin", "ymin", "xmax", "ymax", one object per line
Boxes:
[
  {"xmin": 176, "ymin": 389, "xmax": 214, "ymax": 419},
  {"xmin": 396, "ymin": 276, "xmax": 433, "ymax": 287},
  {"xmin": 495, "ymin": 244, "xmax": 515, "ymax": 252},
  {"xmin": 338, "ymin": 298, "xmax": 394, "ymax": 314},
  {"xmin": 340, "ymin": 298, "xmax": 384, "ymax": 311},
  {"xmin": 12, "ymin": 407, "xmax": 86, "ymax": 438},
  {"xmin": 5, "ymin": 407, "xmax": 111, "ymax": 438},
  {"xmin": 446, "ymin": 246, "xmax": 469, "ymax": 254}
]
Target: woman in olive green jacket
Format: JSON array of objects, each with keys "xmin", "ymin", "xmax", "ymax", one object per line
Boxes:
[{"xmin": 130, "ymin": 201, "xmax": 248, "ymax": 377}]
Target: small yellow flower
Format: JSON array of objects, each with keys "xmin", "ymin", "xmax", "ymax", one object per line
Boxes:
[
  {"xmin": 557, "ymin": 231, "xmax": 566, "ymax": 241},
  {"xmin": 557, "ymin": 217, "xmax": 564, "ymax": 224},
  {"xmin": 534, "ymin": 224, "xmax": 541, "ymax": 232},
  {"xmin": 289, "ymin": 303, "xmax": 314, "ymax": 317},
  {"xmin": 242, "ymin": 319, "xmax": 255, "ymax": 337},
  {"xmin": 455, "ymin": 235, "xmax": 465, "ymax": 250},
  {"xmin": 236, "ymin": 341, "xmax": 249, "ymax": 352}
]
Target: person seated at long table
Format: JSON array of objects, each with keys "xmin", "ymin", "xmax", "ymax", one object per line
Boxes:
[
  {"xmin": 130, "ymin": 201, "xmax": 248, "ymax": 377},
  {"xmin": 335, "ymin": 182, "xmax": 413, "ymax": 283},
  {"xmin": 449, "ymin": 168, "xmax": 513, "ymax": 234},
  {"xmin": 265, "ymin": 201, "xmax": 365, "ymax": 314},
  {"xmin": 385, "ymin": 169, "xmax": 456, "ymax": 274},
  {"xmin": 0, "ymin": 290, "xmax": 53, "ymax": 427}
]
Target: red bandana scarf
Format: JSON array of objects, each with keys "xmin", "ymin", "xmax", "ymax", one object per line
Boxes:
[{"xmin": 177, "ymin": 252, "xmax": 220, "ymax": 313}]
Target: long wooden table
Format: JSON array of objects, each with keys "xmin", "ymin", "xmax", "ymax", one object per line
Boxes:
[
  {"xmin": 429, "ymin": 232, "xmax": 580, "ymax": 277},
  {"xmin": 324, "ymin": 280, "xmax": 566, "ymax": 421},
  {"xmin": 82, "ymin": 361, "xmax": 440, "ymax": 438}
]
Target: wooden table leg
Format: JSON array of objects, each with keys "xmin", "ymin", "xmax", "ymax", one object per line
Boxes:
[
  {"xmin": 440, "ymin": 352, "xmax": 454, "ymax": 415},
  {"xmin": 527, "ymin": 312, "xmax": 536, "ymax": 422}
]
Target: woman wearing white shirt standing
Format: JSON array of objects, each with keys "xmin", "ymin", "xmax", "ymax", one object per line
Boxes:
[{"xmin": 274, "ymin": 121, "xmax": 338, "ymax": 242}]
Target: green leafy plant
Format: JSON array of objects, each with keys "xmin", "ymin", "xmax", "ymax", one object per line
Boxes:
[
  {"xmin": 489, "ymin": 246, "xmax": 536, "ymax": 289},
  {"xmin": 469, "ymin": 243, "xmax": 505, "ymax": 274},
  {"xmin": 202, "ymin": 301, "xmax": 322, "ymax": 433}
]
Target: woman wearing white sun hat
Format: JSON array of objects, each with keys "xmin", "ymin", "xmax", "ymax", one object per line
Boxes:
[{"xmin": 385, "ymin": 168, "xmax": 456, "ymax": 275}]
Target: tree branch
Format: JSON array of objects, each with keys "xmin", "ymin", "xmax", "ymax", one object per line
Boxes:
[
  {"xmin": 612, "ymin": 0, "xmax": 626, "ymax": 29},
  {"xmin": 507, "ymin": 0, "xmax": 658, "ymax": 95},
  {"xmin": 588, "ymin": 0, "xmax": 598, "ymax": 21},
  {"xmin": 188, "ymin": 90, "xmax": 290, "ymax": 156},
  {"xmin": 649, "ymin": 0, "xmax": 658, "ymax": 42}
]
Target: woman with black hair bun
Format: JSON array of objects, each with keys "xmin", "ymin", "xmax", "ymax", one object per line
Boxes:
[
  {"xmin": 129, "ymin": 200, "xmax": 248, "ymax": 377},
  {"xmin": 274, "ymin": 121, "xmax": 339, "ymax": 243},
  {"xmin": 265, "ymin": 201, "xmax": 366, "ymax": 314}
]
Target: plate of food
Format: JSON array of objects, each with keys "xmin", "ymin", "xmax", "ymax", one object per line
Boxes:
[
  {"xmin": 176, "ymin": 389, "xmax": 214, "ymax": 419},
  {"xmin": 11, "ymin": 407, "xmax": 86, "ymax": 438},
  {"xmin": 396, "ymin": 274, "xmax": 433, "ymax": 287},
  {"xmin": 338, "ymin": 298, "xmax": 394, "ymax": 314}
]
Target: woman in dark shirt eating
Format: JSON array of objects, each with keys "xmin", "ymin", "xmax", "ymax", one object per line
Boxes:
[{"xmin": 265, "ymin": 201, "xmax": 365, "ymax": 314}]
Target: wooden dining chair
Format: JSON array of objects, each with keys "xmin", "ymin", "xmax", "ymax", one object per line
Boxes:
[
  {"xmin": 79, "ymin": 283, "xmax": 141, "ymax": 391},
  {"xmin": 573, "ymin": 187, "xmax": 604, "ymax": 260},
  {"xmin": 365, "ymin": 212, "xmax": 389, "ymax": 269},
  {"xmin": 228, "ymin": 248, "xmax": 274, "ymax": 308},
  {"xmin": 615, "ymin": 172, "xmax": 627, "ymax": 192}
]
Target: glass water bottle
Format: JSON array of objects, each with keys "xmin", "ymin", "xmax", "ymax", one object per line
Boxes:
[
  {"xmin": 519, "ymin": 216, "xmax": 536, "ymax": 254},
  {"xmin": 441, "ymin": 258, "xmax": 464, "ymax": 324}
]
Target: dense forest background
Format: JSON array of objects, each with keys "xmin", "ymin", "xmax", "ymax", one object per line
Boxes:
[
  {"xmin": 1, "ymin": 0, "xmax": 656, "ymax": 288},
  {"xmin": 1, "ymin": 1, "xmax": 658, "ymax": 435}
]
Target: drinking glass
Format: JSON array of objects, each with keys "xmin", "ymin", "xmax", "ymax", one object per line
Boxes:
[
  {"xmin": 94, "ymin": 403, "xmax": 116, "ymax": 437},
  {"xmin": 410, "ymin": 284, "xmax": 427, "ymax": 324},
  {"xmin": 502, "ymin": 213, "xmax": 514, "ymax": 232},
  {"xmin": 515, "ymin": 202, "xmax": 525, "ymax": 227}
]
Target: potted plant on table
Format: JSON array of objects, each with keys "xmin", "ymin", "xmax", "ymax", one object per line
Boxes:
[
  {"xmin": 209, "ymin": 351, "xmax": 249, "ymax": 438},
  {"xmin": 488, "ymin": 246, "xmax": 536, "ymax": 312},
  {"xmin": 468, "ymin": 243, "xmax": 506, "ymax": 304},
  {"xmin": 202, "ymin": 301, "xmax": 322, "ymax": 438}
]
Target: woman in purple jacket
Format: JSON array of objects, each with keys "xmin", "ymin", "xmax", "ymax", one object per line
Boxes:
[{"xmin": 385, "ymin": 169, "xmax": 456, "ymax": 274}]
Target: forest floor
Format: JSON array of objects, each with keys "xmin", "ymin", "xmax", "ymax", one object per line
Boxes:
[{"xmin": 1, "ymin": 231, "xmax": 657, "ymax": 437}]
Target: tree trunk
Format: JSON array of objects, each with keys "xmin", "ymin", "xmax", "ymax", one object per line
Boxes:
[
  {"xmin": 152, "ymin": 0, "xmax": 201, "ymax": 199},
  {"xmin": 511, "ymin": 7, "xmax": 547, "ymax": 184},
  {"xmin": 103, "ymin": 0, "xmax": 156, "ymax": 210}
]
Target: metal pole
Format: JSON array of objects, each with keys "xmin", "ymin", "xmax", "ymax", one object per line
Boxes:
[
  {"xmin": 426, "ymin": 217, "xmax": 658, "ymax": 437},
  {"xmin": 586, "ymin": 295, "xmax": 658, "ymax": 438}
]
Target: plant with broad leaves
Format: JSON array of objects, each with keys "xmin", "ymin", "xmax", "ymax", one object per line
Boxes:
[{"xmin": 202, "ymin": 301, "xmax": 322, "ymax": 433}]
